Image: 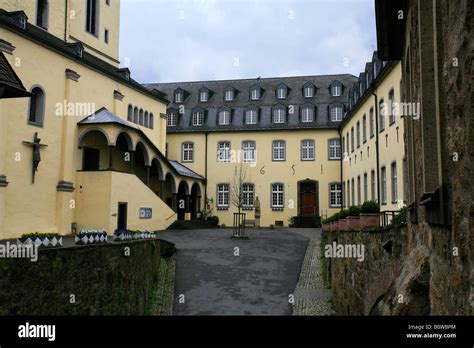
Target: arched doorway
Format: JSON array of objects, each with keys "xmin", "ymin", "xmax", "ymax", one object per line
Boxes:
[
  {"xmin": 297, "ymin": 180, "xmax": 320, "ymax": 227},
  {"xmin": 114, "ymin": 132, "xmax": 133, "ymax": 172},
  {"xmin": 190, "ymin": 183, "xmax": 201, "ymax": 220},
  {"xmin": 79, "ymin": 129, "xmax": 110, "ymax": 171},
  {"xmin": 134, "ymin": 142, "xmax": 149, "ymax": 184},
  {"xmin": 150, "ymin": 158, "xmax": 163, "ymax": 197},
  {"xmin": 177, "ymin": 181, "xmax": 189, "ymax": 220},
  {"xmin": 163, "ymin": 173, "xmax": 176, "ymax": 210}
]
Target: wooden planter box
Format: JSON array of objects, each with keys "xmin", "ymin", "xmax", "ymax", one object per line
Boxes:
[
  {"xmin": 346, "ymin": 216, "xmax": 361, "ymax": 230},
  {"xmin": 360, "ymin": 213, "xmax": 381, "ymax": 228}
]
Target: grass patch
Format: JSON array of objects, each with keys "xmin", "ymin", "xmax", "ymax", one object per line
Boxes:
[{"xmin": 145, "ymin": 256, "xmax": 176, "ymax": 316}]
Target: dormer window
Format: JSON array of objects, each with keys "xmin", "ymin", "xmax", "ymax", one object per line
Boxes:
[
  {"xmin": 332, "ymin": 85, "xmax": 341, "ymax": 97},
  {"xmin": 245, "ymin": 107, "xmax": 258, "ymax": 125},
  {"xmin": 175, "ymin": 91, "xmax": 183, "ymax": 103},
  {"xmin": 218, "ymin": 110, "xmax": 230, "ymax": 125},
  {"xmin": 200, "ymin": 91, "xmax": 208, "ymax": 102},
  {"xmin": 251, "ymin": 88, "xmax": 260, "ymax": 100},
  {"xmin": 330, "ymin": 104, "xmax": 343, "ymax": 122},
  {"xmin": 301, "ymin": 105, "xmax": 314, "ymax": 122},
  {"xmin": 18, "ymin": 14, "xmax": 27, "ymax": 29},
  {"xmin": 167, "ymin": 111, "xmax": 178, "ymax": 126},
  {"xmin": 273, "ymin": 106, "xmax": 286, "ymax": 124},
  {"xmin": 277, "ymin": 86, "xmax": 287, "ymax": 99},
  {"xmin": 225, "ymin": 90, "xmax": 234, "ymax": 101},
  {"xmin": 192, "ymin": 110, "xmax": 204, "ymax": 126},
  {"xmin": 303, "ymin": 82, "xmax": 315, "ymax": 98}
]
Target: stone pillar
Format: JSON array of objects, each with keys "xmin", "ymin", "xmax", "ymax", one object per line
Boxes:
[
  {"xmin": 184, "ymin": 194, "xmax": 191, "ymax": 220},
  {"xmin": 172, "ymin": 193, "xmax": 178, "ymax": 212},
  {"xmin": 129, "ymin": 151, "xmax": 135, "ymax": 172},
  {"xmin": 159, "ymin": 180, "xmax": 165, "ymax": 199},
  {"xmin": 108, "ymin": 146, "xmax": 114, "ymax": 170},
  {"xmin": 145, "ymin": 165, "xmax": 150, "ymax": 186}
]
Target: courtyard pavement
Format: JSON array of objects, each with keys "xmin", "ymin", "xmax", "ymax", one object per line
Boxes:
[{"xmin": 155, "ymin": 228, "xmax": 315, "ymax": 315}]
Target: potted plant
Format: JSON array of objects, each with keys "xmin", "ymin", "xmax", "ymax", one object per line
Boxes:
[
  {"xmin": 346, "ymin": 205, "xmax": 361, "ymax": 230},
  {"xmin": 338, "ymin": 209, "xmax": 350, "ymax": 231},
  {"xmin": 360, "ymin": 201, "xmax": 381, "ymax": 228},
  {"xmin": 18, "ymin": 232, "xmax": 63, "ymax": 248},
  {"xmin": 75, "ymin": 229, "xmax": 108, "ymax": 245},
  {"xmin": 331, "ymin": 212, "xmax": 340, "ymax": 232}
]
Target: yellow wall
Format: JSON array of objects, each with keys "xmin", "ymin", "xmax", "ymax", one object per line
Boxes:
[
  {"xmin": 76, "ymin": 171, "xmax": 176, "ymax": 232},
  {"xmin": 167, "ymin": 129, "xmax": 343, "ymax": 227},
  {"xmin": 0, "ymin": 28, "xmax": 170, "ymax": 239},
  {"xmin": 341, "ymin": 62, "xmax": 404, "ymax": 211},
  {"xmin": 0, "ymin": 0, "xmax": 121, "ymax": 66}
]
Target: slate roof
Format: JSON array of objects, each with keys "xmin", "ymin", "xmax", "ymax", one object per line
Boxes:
[
  {"xmin": 0, "ymin": 51, "xmax": 31, "ymax": 98},
  {"xmin": 78, "ymin": 107, "xmax": 138, "ymax": 129},
  {"xmin": 168, "ymin": 160, "xmax": 204, "ymax": 180},
  {"xmin": 0, "ymin": 9, "xmax": 168, "ymax": 104},
  {"xmin": 145, "ymin": 74, "xmax": 357, "ymax": 133}
]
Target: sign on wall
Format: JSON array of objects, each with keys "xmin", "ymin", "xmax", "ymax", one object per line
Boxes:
[{"xmin": 139, "ymin": 207, "xmax": 152, "ymax": 219}]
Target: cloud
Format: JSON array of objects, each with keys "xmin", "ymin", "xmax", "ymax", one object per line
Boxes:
[{"xmin": 119, "ymin": 0, "xmax": 376, "ymax": 83}]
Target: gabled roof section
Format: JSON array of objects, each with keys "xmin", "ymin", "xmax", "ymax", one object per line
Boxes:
[
  {"xmin": 78, "ymin": 107, "xmax": 138, "ymax": 129},
  {"xmin": 0, "ymin": 51, "xmax": 31, "ymax": 98},
  {"xmin": 168, "ymin": 160, "xmax": 204, "ymax": 180}
]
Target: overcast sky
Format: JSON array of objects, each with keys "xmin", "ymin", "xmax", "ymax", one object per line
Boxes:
[{"xmin": 119, "ymin": 0, "xmax": 376, "ymax": 83}]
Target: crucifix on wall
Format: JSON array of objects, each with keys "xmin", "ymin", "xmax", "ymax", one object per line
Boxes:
[{"xmin": 22, "ymin": 132, "xmax": 48, "ymax": 184}]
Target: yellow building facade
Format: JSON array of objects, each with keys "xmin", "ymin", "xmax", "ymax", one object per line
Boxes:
[
  {"xmin": 340, "ymin": 57, "xmax": 404, "ymax": 212},
  {"xmin": 0, "ymin": 1, "xmax": 203, "ymax": 239}
]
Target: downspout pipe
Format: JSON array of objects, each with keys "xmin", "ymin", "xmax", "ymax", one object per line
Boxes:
[
  {"xmin": 372, "ymin": 91, "xmax": 381, "ymax": 205},
  {"xmin": 338, "ymin": 126, "xmax": 343, "ymax": 211},
  {"xmin": 204, "ymin": 131, "xmax": 208, "ymax": 210}
]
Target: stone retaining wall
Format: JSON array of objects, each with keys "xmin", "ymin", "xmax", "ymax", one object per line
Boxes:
[{"xmin": 0, "ymin": 239, "xmax": 176, "ymax": 315}]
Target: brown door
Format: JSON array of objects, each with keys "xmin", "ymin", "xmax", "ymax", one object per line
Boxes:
[{"xmin": 299, "ymin": 182, "xmax": 318, "ymax": 217}]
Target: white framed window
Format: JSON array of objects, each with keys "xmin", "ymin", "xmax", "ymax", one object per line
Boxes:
[
  {"xmin": 217, "ymin": 184, "xmax": 229, "ymax": 208},
  {"xmin": 328, "ymin": 138, "xmax": 341, "ymax": 159},
  {"xmin": 217, "ymin": 141, "xmax": 231, "ymax": 162},
  {"xmin": 175, "ymin": 92, "xmax": 183, "ymax": 103},
  {"xmin": 357, "ymin": 176, "xmax": 361, "ymax": 205},
  {"xmin": 242, "ymin": 141, "xmax": 256, "ymax": 162},
  {"xmin": 332, "ymin": 85, "xmax": 341, "ymax": 97},
  {"xmin": 379, "ymin": 99, "xmax": 385, "ymax": 131},
  {"xmin": 301, "ymin": 140, "xmax": 314, "ymax": 161},
  {"xmin": 182, "ymin": 142, "xmax": 194, "ymax": 162},
  {"xmin": 369, "ymin": 107, "xmax": 375, "ymax": 137},
  {"xmin": 388, "ymin": 89, "xmax": 396, "ymax": 124},
  {"xmin": 381, "ymin": 166, "xmax": 387, "ymax": 204},
  {"xmin": 330, "ymin": 106, "xmax": 343, "ymax": 121},
  {"xmin": 192, "ymin": 111, "xmax": 203, "ymax": 126},
  {"xmin": 225, "ymin": 90, "xmax": 234, "ymax": 101},
  {"xmin": 351, "ymin": 178, "xmax": 355, "ymax": 206},
  {"xmin": 364, "ymin": 173, "xmax": 368, "ymax": 202},
  {"xmin": 301, "ymin": 107, "xmax": 314, "ymax": 122},
  {"xmin": 251, "ymin": 89, "xmax": 260, "ymax": 100},
  {"xmin": 356, "ymin": 121, "xmax": 360, "ymax": 148},
  {"xmin": 271, "ymin": 183, "xmax": 284, "ymax": 209},
  {"xmin": 200, "ymin": 91, "xmax": 208, "ymax": 102},
  {"xmin": 245, "ymin": 110, "xmax": 257, "ymax": 124},
  {"xmin": 273, "ymin": 108, "xmax": 285, "ymax": 123},
  {"xmin": 330, "ymin": 183, "xmax": 342, "ymax": 207},
  {"xmin": 272, "ymin": 140, "xmax": 286, "ymax": 161},
  {"xmin": 167, "ymin": 112, "xmax": 177, "ymax": 126},
  {"xmin": 242, "ymin": 183, "xmax": 255, "ymax": 207},
  {"xmin": 350, "ymin": 127, "xmax": 354, "ymax": 152},
  {"xmin": 362, "ymin": 115, "xmax": 367, "ymax": 142},
  {"xmin": 86, "ymin": 0, "xmax": 99, "ymax": 35},
  {"xmin": 371, "ymin": 170, "xmax": 376, "ymax": 201},
  {"xmin": 28, "ymin": 86, "xmax": 46, "ymax": 126},
  {"xmin": 391, "ymin": 162, "xmax": 398, "ymax": 203},
  {"xmin": 218, "ymin": 110, "xmax": 230, "ymax": 125},
  {"xmin": 277, "ymin": 87, "xmax": 286, "ymax": 99},
  {"xmin": 304, "ymin": 86, "xmax": 314, "ymax": 98}
]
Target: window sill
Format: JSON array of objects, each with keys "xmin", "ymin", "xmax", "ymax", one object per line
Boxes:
[
  {"xmin": 217, "ymin": 206, "xmax": 229, "ymax": 211},
  {"xmin": 301, "ymin": 158, "xmax": 315, "ymax": 161},
  {"xmin": 272, "ymin": 207, "xmax": 284, "ymax": 211},
  {"xmin": 27, "ymin": 121, "xmax": 44, "ymax": 128},
  {"xmin": 242, "ymin": 206, "xmax": 254, "ymax": 211}
]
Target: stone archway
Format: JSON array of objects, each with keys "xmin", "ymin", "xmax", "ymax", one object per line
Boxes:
[
  {"xmin": 79, "ymin": 129, "xmax": 110, "ymax": 171},
  {"xmin": 177, "ymin": 181, "xmax": 189, "ymax": 221},
  {"xmin": 190, "ymin": 183, "xmax": 201, "ymax": 220}
]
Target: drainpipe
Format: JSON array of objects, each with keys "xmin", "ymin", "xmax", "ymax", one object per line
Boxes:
[
  {"xmin": 64, "ymin": 0, "xmax": 68, "ymax": 41},
  {"xmin": 372, "ymin": 91, "xmax": 381, "ymax": 205},
  {"xmin": 204, "ymin": 132, "xmax": 208, "ymax": 209},
  {"xmin": 338, "ymin": 126, "xmax": 343, "ymax": 212}
]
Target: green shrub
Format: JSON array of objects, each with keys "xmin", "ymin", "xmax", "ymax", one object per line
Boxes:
[
  {"xmin": 348, "ymin": 205, "xmax": 361, "ymax": 216},
  {"xmin": 21, "ymin": 232, "xmax": 61, "ymax": 239},
  {"xmin": 339, "ymin": 209, "xmax": 349, "ymax": 219},
  {"xmin": 206, "ymin": 216, "xmax": 219, "ymax": 226},
  {"xmin": 392, "ymin": 207, "xmax": 407, "ymax": 225},
  {"xmin": 360, "ymin": 201, "xmax": 380, "ymax": 214}
]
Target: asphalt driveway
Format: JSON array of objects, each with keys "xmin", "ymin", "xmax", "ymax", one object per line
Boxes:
[{"xmin": 156, "ymin": 228, "xmax": 311, "ymax": 315}]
